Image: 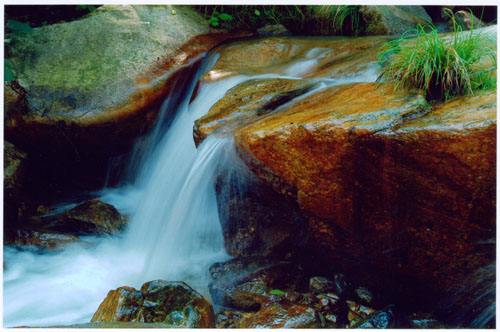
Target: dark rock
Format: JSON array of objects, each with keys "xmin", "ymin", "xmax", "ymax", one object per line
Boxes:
[
  {"xmin": 92, "ymin": 280, "xmax": 215, "ymax": 328},
  {"xmin": 215, "ymin": 309, "xmax": 244, "ymax": 328},
  {"xmin": 360, "ymin": 5, "xmax": 432, "ymax": 35},
  {"xmin": 355, "ymin": 286, "xmax": 374, "ymax": 304},
  {"xmin": 309, "ymin": 276, "xmax": 336, "ymax": 294},
  {"xmin": 209, "ymin": 257, "xmax": 304, "ymax": 311},
  {"xmin": 351, "ymin": 305, "xmax": 396, "ymax": 328},
  {"xmin": 256, "ymin": 24, "xmax": 292, "ymax": 37},
  {"xmin": 37, "ymin": 199, "xmax": 127, "ymax": 236}
]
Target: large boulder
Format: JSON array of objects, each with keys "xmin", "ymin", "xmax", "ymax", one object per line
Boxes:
[
  {"xmin": 233, "ymin": 82, "xmax": 495, "ymax": 294},
  {"xmin": 5, "ymin": 5, "xmax": 243, "ymax": 161},
  {"xmin": 360, "ymin": 6, "xmax": 432, "ymax": 35},
  {"xmin": 92, "ymin": 280, "xmax": 215, "ymax": 328},
  {"xmin": 4, "ymin": 141, "xmax": 27, "ymax": 240}
]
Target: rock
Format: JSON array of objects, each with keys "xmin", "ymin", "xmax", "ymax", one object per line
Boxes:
[
  {"xmin": 234, "ymin": 81, "xmax": 495, "ymax": 293},
  {"xmin": 355, "ymin": 287, "xmax": 374, "ymax": 304},
  {"xmin": 309, "ymin": 276, "xmax": 336, "ymax": 294},
  {"xmin": 360, "ymin": 5, "xmax": 432, "ymax": 35},
  {"xmin": 3, "ymin": 141, "xmax": 27, "ymax": 239},
  {"xmin": 451, "ymin": 10, "xmax": 486, "ymax": 31},
  {"xmin": 208, "ymin": 257, "xmax": 304, "ymax": 311},
  {"xmin": 194, "ymin": 78, "xmax": 319, "ymax": 146},
  {"xmin": 201, "ymin": 35, "xmax": 389, "ymax": 83},
  {"xmin": 92, "ymin": 286, "xmax": 144, "ymax": 322},
  {"xmin": 351, "ymin": 305, "xmax": 396, "ymax": 328},
  {"xmin": 215, "ymin": 309, "xmax": 244, "ymax": 328},
  {"xmin": 5, "ymin": 5, "xmax": 244, "ymax": 162},
  {"xmin": 5, "ymin": 229, "xmax": 80, "ymax": 250},
  {"xmin": 256, "ymin": 24, "xmax": 292, "ymax": 37},
  {"xmin": 34, "ymin": 199, "xmax": 127, "ymax": 236},
  {"xmin": 92, "ymin": 280, "xmax": 215, "ymax": 328},
  {"xmin": 237, "ymin": 302, "xmax": 318, "ymax": 328}
]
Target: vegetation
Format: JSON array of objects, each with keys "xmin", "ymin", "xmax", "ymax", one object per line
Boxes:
[
  {"xmin": 377, "ymin": 12, "xmax": 496, "ymax": 101},
  {"xmin": 194, "ymin": 5, "xmax": 362, "ymax": 36}
]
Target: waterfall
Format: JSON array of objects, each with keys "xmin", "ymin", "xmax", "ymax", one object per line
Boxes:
[{"xmin": 3, "ymin": 41, "xmax": 381, "ymax": 327}]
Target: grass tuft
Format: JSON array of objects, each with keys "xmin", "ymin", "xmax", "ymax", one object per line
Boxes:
[{"xmin": 377, "ymin": 15, "xmax": 496, "ymax": 101}]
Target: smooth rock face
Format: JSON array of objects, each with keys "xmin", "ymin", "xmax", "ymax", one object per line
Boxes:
[
  {"xmin": 92, "ymin": 280, "xmax": 215, "ymax": 328},
  {"xmin": 37, "ymin": 199, "xmax": 127, "ymax": 236},
  {"xmin": 360, "ymin": 5, "xmax": 432, "ymax": 35},
  {"xmin": 234, "ymin": 82, "xmax": 495, "ymax": 292},
  {"xmin": 202, "ymin": 35, "xmax": 389, "ymax": 83},
  {"xmin": 5, "ymin": 5, "xmax": 241, "ymax": 160}
]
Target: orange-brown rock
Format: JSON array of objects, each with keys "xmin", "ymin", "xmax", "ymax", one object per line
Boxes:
[
  {"xmin": 234, "ymin": 83, "xmax": 495, "ymax": 292},
  {"xmin": 237, "ymin": 302, "xmax": 318, "ymax": 328},
  {"xmin": 92, "ymin": 280, "xmax": 215, "ymax": 328},
  {"xmin": 6, "ymin": 229, "xmax": 80, "ymax": 250},
  {"xmin": 202, "ymin": 35, "xmax": 390, "ymax": 83}
]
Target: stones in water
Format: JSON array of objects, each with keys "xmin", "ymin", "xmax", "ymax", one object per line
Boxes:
[
  {"xmin": 360, "ymin": 5, "xmax": 432, "ymax": 35},
  {"xmin": 34, "ymin": 199, "xmax": 128, "ymax": 236},
  {"xmin": 92, "ymin": 280, "xmax": 215, "ymax": 328},
  {"xmin": 6, "ymin": 229, "xmax": 80, "ymax": 251}
]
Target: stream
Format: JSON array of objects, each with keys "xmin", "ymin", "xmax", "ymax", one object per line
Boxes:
[{"xmin": 3, "ymin": 42, "xmax": 380, "ymax": 327}]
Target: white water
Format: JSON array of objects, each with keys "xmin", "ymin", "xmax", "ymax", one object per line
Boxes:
[{"xmin": 3, "ymin": 43, "xmax": 379, "ymax": 328}]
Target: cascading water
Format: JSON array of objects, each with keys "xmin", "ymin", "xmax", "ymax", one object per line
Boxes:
[{"xmin": 3, "ymin": 43, "xmax": 380, "ymax": 327}]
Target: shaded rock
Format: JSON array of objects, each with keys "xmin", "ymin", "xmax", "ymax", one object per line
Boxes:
[
  {"xmin": 256, "ymin": 24, "xmax": 292, "ymax": 37},
  {"xmin": 355, "ymin": 287, "xmax": 374, "ymax": 304},
  {"xmin": 215, "ymin": 309, "xmax": 244, "ymax": 328},
  {"xmin": 5, "ymin": 229, "xmax": 80, "ymax": 250},
  {"xmin": 201, "ymin": 35, "xmax": 389, "ymax": 83},
  {"xmin": 41, "ymin": 322, "xmax": 175, "ymax": 328},
  {"xmin": 309, "ymin": 276, "xmax": 336, "ymax": 294},
  {"xmin": 237, "ymin": 302, "xmax": 318, "ymax": 328},
  {"xmin": 4, "ymin": 141, "xmax": 27, "ymax": 240},
  {"xmin": 445, "ymin": 9, "xmax": 486, "ymax": 31},
  {"xmin": 234, "ymin": 81, "xmax": 495, "ymax": 294},
  {"xmin": 35, "ymin": 199, "xmax": 127, "ymax": 236},
  {"xmin": 351, "ymin": 305, "xmax": 396, "ymax": 328},
  {"xmin": 92, "ymin": 280, "xmax": 214, "ymax": 328},
  {"xmin": 209, "ymin": 257, "xmax": 304, "ymax": 311},
  {"xmin": 360, "ymin": 5, "xmax": 432, "ymax": 35},
  {"xmin": 5, "ymin": 5, "xmax": 244, "ymax": 162}
]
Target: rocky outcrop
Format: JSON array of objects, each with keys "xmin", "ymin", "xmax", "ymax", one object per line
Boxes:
[
  {"xmin": 92, "ymin": 280, "xmax": 215, "ymax": 328},
  {"xmin": 233, "ymin": 83, "xmax": 495, "ymax": 293},
  {"xmin": 5, "ymin": 5, "xmax": 245, "ymax": 161},
  {"xmin": 360, "ymin": 6, "xmax": 432, "ymax": 35},
  {"xmin": 6, "ymin": 229, "xmax": 80, "ymax": 250}
]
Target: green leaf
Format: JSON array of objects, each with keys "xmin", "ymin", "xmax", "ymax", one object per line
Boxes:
[
  {"xmin": 7, "ymin": 20, "xmax": 33, "ymax": 34},
  {"xmin": 219, "ymin": 13, "xmax": 233, "ymax": 21},
  {"xmin": 254, "ymin": 9, "xmax": 261, "ymax": 16},
  {"xmin": 269, "ymin": 289, "xmax": 284, "ymax": 296},
  {"xmin": 5, "ymin": 63, "xmax": 15, "ymax": 82}
]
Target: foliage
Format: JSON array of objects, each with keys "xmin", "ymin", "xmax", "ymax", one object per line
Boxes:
[
  {"xmin": 269, "ymin": 289, "xmax": 285, "ymax": 296},
  {"xmin": 377, "ymin": 12, "xmax": 496, "ymax": 101},
  {"xmin": 5, "ymin": 19, "xmax": 34, "ymax": 83},
  {"xmin": 207, "ymin": 10, "xmax": 234, "ymax": 27},
  {"xmin": 194, "ymin": 5, "xmax": 362, "ymax": 36}
]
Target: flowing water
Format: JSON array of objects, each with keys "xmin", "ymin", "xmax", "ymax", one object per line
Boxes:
[{"xmin": 3, "ymin": 44, "xmax": 380, "ymax": 327}]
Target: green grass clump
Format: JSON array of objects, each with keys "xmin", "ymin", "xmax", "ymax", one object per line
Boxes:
[
  {"xmin": 377, "ymin": 18, "xmax": 496, "ymax": 101},
  {"xmin": 194, "ymin": 5, "xmax": 362, "ymax": 36}
]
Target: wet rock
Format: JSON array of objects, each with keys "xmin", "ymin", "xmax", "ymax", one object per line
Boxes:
[
  {"xmin": 256, "ymin": 24, "xmax": 292, "ymax": 37},
  {"xmin": 409, "ymin": 313, "xmax": 447, "ymax": 328},
  {"xmin": 237, "ymin": 302, "xmax": 318, "ymax": 328},
  {"xmin": 215, "ymin": 309, "xmax": 244, "ymax": 328},
  {"xmin": 36, "ymin": 199, "xmax": 127, "ymax": 236},
  {"xmin": 5, "ymin": 5, "xmax": 244, "ymax": 162},
  {"xmin": 355, "ymin": 287, "xmax": 374, "ymax": 304},
  {"xmin": 309, "ymin": 276, "xmax": 335, "ymax": 294},
  {"xmin": 6, "ymin": 229, "xmax": 80, "ymax": 250},
  {"xmin": 209, "ymin": 257, "xmax": 304, "ymax": 311},
  {"xmin": 360, "ymin": 5, "xmax": 432, "ymax": 35},
  {"xmin": 201, "ymin": 35, "xmax": 389, "ymax": 83},
  {"xmin": 351, "ymin": 305, "xmax": 396, "ymax": 328},
  {"xmin": 92, "ymin": 280, "xmax": 215, "ymax": 328},
  {"xmin": 234, "ymin": 82, "xmax": 495, "ymax": 293}
]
